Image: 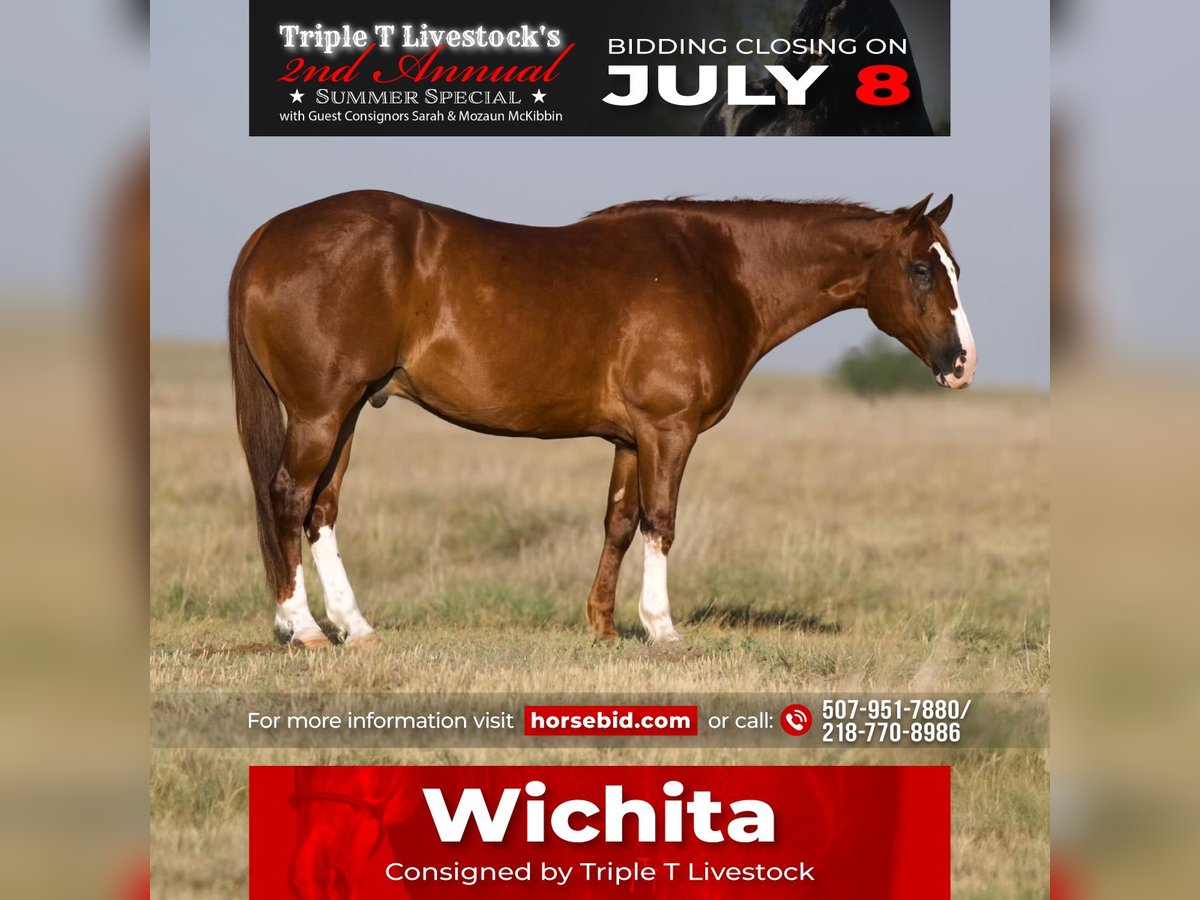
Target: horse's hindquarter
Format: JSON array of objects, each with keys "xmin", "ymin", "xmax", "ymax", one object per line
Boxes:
[
  {"xmin": 238, "ymin": 192, "xmax": 419, "ymax": 414},
  {"xmin": 399, "ymin": 209, "xmax": 753, "ymax": 441}
]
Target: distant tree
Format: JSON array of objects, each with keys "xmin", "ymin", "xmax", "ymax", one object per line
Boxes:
[{"xmin": 831, "ymin": 336, "xmax": 939, "ymax": 396}]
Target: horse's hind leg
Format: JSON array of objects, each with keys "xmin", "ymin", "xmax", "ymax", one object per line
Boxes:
[
  {"xmin": 270, "ymin": 412, "xmax": 348, "ymax": 648},
  {"xmin": 306, "ymin": 432, "xmax": 380, "ymax": 649},
  {"xmin": 585, "ymin": 447, "xmax": 640, "ymax": 639}
]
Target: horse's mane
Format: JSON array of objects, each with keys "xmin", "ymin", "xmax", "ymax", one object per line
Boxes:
[{"xmin": 585, "ymin": 197, "xmax": 882, "ymax": 219}]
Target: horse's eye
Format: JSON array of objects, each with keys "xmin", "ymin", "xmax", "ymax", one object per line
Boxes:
[{"xmin": 909, "ymin": 261, "xmax": 932, "ymax": 283}]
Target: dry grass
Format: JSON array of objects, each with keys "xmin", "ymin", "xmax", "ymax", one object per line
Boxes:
[
  {"xmin": 151, "ymin": 343, "xmax": 1047, "ymax": 693},
  {"xmin": 151, "ymin": 342, "xmax": 1049, "ymax": 896}
]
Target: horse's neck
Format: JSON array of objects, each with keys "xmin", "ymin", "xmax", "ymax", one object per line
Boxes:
[{"xmin": 729, "ymin": 210, "xmax": 886, "ymax": 357}]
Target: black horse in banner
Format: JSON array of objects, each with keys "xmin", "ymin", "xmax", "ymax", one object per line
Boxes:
[{"xmin": 701, "ymin": 0, "xmax": 935, "ymax": 136}]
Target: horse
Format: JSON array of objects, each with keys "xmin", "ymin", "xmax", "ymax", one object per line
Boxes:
[
  {"xmin": 700, "ymin": 0, "xmax": 935, "ymax": 136},
  {"xmin": 228, "ymin": 190, "xmax": 974, "ymax": 649}
]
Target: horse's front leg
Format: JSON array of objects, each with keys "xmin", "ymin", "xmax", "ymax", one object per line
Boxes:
[
  {"xmin": 585, "ymin": 447, "xmax": 640, "ymax": 639},
  {"xmin": 633, "ymin": 419, "xmax": 698, "ymax": 645}
]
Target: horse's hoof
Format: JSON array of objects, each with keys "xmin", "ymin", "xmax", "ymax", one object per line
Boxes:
[
  {"xmin": 291, "ymin": 631, "xmax": 332, "ymax": 649},
  {"xmin": 346, "ymin": 632, "xmax": 384, "ymax": 652}
]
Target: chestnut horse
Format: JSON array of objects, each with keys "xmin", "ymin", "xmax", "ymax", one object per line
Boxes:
[{"xmin": 229, "ymin": 191, "xmax": 975, "ymax": 649}]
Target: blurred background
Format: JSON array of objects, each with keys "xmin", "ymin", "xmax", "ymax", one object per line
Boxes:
[
  {"xmin": 1, "ymin": 1, "xmax": 148, "ymax": 897},
  {"xmin": 4, "ymin": 0, "xmax": 1199, "ymax": 896},
  {"xmin": 1056, "ymin": 0, "xmax": 1195, "ymax": 897},
  {"xmin": 1051, "ymin": 1, "xmax": 1200, "ymax": 897}
]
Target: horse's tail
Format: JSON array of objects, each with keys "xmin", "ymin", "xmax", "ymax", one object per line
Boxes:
[{"xmin": 228, "ymin": 223, "xmax": 289, "ymax": 598}]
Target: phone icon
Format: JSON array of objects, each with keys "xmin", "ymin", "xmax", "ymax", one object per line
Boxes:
[{"xmin": 780, "ymin": 704, "xmax": 813, "ymax": 736}]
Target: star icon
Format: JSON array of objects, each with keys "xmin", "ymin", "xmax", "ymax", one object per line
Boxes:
[
  {"xmin": 531, "ymin": 90, "xmax": 546, "ymax": 104},
  {"xmin": 290, "ymin": 90, "xmax": 304, "ymax": 103}
]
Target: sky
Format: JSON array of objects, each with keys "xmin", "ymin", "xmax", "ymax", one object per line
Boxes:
[{"xmin": 147, "ymin": 1, "xmax": 1049, "ymax": 387}]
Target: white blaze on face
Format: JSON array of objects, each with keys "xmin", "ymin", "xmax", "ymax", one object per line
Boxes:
[
  {"xmin": 639, "ymin": 533, "xmax": 680, "ymax": 643},
  {"xmin": 275, "ymin": 563, "xmax": 324, "ymax": 644},
  {"xmin": 310, "ymin": 525, "xmax": 375, "ymax": 643},
  {"xmin": 931, "ymin": 241, "xmax": 977, "ymax": 388}
]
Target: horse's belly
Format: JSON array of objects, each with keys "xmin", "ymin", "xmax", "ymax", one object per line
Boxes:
[{"xmin": 399, "ymin": 357, "xmax": 626, "ymax": 440}]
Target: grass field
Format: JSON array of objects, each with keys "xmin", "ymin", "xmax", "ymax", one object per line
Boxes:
[{"xmin": 151, "ymin": 342, "xmax": 1049, "ymax": 896}]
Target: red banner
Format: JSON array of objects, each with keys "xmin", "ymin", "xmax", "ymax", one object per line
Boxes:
[{"xmin": 249, "ymin": 765, "xmax": 949, "ymax": 898}]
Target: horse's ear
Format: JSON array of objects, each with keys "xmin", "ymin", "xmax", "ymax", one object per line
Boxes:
[
  {"xmin": 927, "ymin": 194, "xmax": 953, "ymax": 226},
  {"xmin": 894, "ymin": 194, "xmax": 933, "ymax": 233}
]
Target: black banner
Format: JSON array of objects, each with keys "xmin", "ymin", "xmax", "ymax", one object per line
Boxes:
[{"xmin": 248, "ymin": 0, "xmax": 951, "ymax": 137}]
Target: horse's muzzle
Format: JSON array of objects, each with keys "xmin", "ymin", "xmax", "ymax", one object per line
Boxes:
[{"xmin": 933, "ymin": 347, "xmax": 975, "ymax": 389}]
